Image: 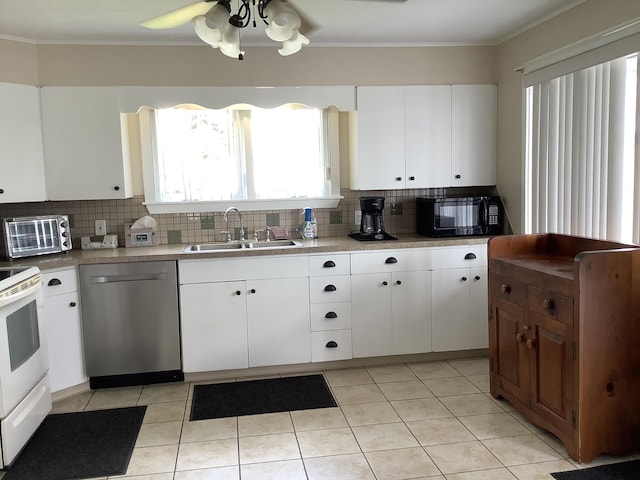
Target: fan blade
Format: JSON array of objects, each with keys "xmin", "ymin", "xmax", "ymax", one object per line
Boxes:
[
  {"xmin": 286, "ymin": 0, "xmax": 319, "ymax": 36},
  {"xmin": 141, "ymin": 1, "xmax": 215, "ymax": 29}
]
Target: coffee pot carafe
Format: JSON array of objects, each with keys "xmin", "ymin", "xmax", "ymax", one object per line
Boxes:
[{"xmin": 360, "ymin": 197, "xmax": 386, "ymax": 236}]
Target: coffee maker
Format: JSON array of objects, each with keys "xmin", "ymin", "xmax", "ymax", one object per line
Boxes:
[{"xmin": 349, "ymin": 196, "xmax": 397, "ymax": 241}]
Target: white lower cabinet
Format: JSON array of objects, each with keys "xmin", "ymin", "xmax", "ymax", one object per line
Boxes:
[
  {"xmin": 431, "ymin": 245, "xmax": 489, "ymax": 351},
  {"xmin": 351, "ymin": 249, "xmax": 432, "ymax": 358},
  {"xmin": 179, "ymin": 256, "xmax": 310, "ymax": 373},
  {"xmin": 41, "ymin": 267, "xmax": 86, "ymax": 392},
  {"xmin": 180, "ymin": 281, "xmax": 248, "ymax": 372}
]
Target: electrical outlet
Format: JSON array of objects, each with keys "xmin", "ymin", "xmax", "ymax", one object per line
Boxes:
[
  {"xmin": 354, "ymin": 210, "xmax": 362, "ymax": 226},
  {"xmin": 95, "ymin": 220, "xmax": 106, "ymax": 236}
]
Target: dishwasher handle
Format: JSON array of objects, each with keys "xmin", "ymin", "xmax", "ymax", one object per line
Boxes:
[{"xmin": 90, "ymin": 272, "xmax": 168, "ymax": 284}]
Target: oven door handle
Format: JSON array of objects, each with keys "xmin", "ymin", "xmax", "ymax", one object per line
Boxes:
[{"xmin": 0, "ymin": 276, "xmax": 42, "ymax": 308}]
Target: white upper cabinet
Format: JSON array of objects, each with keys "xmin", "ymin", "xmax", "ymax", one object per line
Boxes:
[
  {"xmin": 0, "ymin": 83, "xmax": 47, "ymax": 203},
  {"xmin": 40, "ymin": 87, "xmax": 132, "ymax": 200},
  {"xmin": 350, "ymin": 84, "xmax": 496, "ymax": 190},
  {"xmin": 451, "ymin": 85, "xmax": 497, "ymax": 186},
  {"xmin": 350, "ymin": 86, "xmax": 406, "ymax": 190}
]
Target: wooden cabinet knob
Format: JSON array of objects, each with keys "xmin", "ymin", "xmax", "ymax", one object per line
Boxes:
[
  {"xmin": 516, "ymin": 333, "xmax": 524, "ymax": 343},
  {"xmin": 501, "ymin": 283, "xmax": 511, "ymax": 294},
  {"xmin": 526, "ymin": 338, "xmax": 536, "ymax": 350},
  {"xmin": 543, "ymin": 298, "xmax": 555, "ymax": 310}
]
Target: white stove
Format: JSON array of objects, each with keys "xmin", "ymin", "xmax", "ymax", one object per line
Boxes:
[{"xmin": 0, "ymin": 265, "xmax": 51, "ymax": 468}]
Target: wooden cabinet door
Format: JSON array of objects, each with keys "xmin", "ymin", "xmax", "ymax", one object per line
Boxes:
[
  {"xmin": 490, "ymin": 296, "xmax": 529, "ymax": 406},
  {"xmin": 180, "ymin": 281, "xmax": 248, "ymax": 372},
  {"xmin": 246, "ymin": 277, "xmax": 310, "ymax": 367},
  {"xmin": 351, "ymin": 273, "xmax": 393, "ymax": 357},
  {"xmin": 528, "ymin": 311, "xmax": 574, "ymax": 436}
]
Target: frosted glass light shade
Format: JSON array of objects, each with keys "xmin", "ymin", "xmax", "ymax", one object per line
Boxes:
[
  {"xmin": 264, "ymin": 0, "xmax": 301, "ymax": 42},
  {"xmin": 220, "ymin": 23, "xmax": 245, "ymax": 59},
  {"xmin": 192, "ymin": 15, "xmax": 222, "ymax": 46},
  {"xmin": 278, "ymin": 30, "xmax": 310, "ymax": 56}
]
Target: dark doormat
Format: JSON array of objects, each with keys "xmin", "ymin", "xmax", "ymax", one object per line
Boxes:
[
  {"xmin": 552, "ymin": 460, "xmax": 640, "ymax": 479},
  {"xmin": 4, "ymin": 406, "xmax": 146, "ymax": 480},
  {"xmin": 190, "ymin": 374, "xmax": 337, "ymax": 420}
]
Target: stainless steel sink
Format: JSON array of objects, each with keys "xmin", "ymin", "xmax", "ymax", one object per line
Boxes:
[{"xmin": 184, "ymin": 240, "xmax": 303, "ymax": 253}]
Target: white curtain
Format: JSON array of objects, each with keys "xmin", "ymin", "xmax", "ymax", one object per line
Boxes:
[{"xmin": 525, "ymin": 55, "xmax": 639, "ymax": 243}]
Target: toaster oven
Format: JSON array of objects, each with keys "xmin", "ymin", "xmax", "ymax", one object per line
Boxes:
[{"xmin": 0, "ymin": 215, "xmax": 72, "ymax": 259}]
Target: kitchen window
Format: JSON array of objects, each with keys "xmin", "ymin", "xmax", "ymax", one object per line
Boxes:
[{"xmin": 139, "ymin": 104, "xmax": 341, "ymax": 213}]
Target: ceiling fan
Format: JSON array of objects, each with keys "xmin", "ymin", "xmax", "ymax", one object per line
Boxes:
[{"xmin": 141, "ymin": 0, "xmax": 406, "ymax": 60}]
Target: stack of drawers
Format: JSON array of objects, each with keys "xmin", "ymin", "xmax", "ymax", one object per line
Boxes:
[{"xmin": 308, "ymin": 254, "xmax": 352, "ymax": 362}]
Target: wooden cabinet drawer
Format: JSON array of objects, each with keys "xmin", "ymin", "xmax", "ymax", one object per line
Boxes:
[
  {"xmin": 431, "ymin": 244, "xmax": 488, "ymax": 269},
  {"xmin": 42, "ymin": 267, "xmax": 78, "ymax": 297},
  {"xmin": 311, "ymin": 330, "xmax": 352, "ymax": 362},
  {"xmin": 351, "ymin": 249, "xmax": 431, "ymax": 274},
  {"xmin": 311, "ymin": 302, "xmax": 351, "ymax": 331},
  {"xmin": 528, "ymin": 286, "xmax": 573, "ymax": 325},
  {"xmin": 489, "ymin": 273, "xmax": 526, "ymax": 305},
  {"xmin": 309, "ymin": 254, "xmax": 350, "ymax": 276},
  {"xmin": 309, "ymin": 276, "xmax": 351, "ymax": 303}
]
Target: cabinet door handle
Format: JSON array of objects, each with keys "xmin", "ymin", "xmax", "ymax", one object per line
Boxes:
[
  {"xmin": 501, "ymin": 283, "xmax": 511, "ymax": 294},
  {"xmin": 69, "ymin": 301, "xmax": 77, "ymax": 307},
  {"xmin": 385, "ymin": 257, "xmax": 398, "ymax": 264},
  {"xmin": 409, "ymin": 176, "xmax": 416, "ymax": 181},
  {"xmin": 396, "ymin": 280, "xmax": 402, "ymax": 285},
  {"xmin": 326, "ymin": 341, "xmax": 338, "ymax": 348},
  {"xmin": 516, "ymin": 333, "xmax": 524, "ymax": 343},
  {"xmin": 325, "ymin": 311, "xmax": 338, "ymax": 319},
  {"xmin": 526, "ymin": 338, "xmax": 536, "ymax": 350},
  {"xmin": 455, "ymin": 174, "xmax": 462, "ymax": 179},
  {"xmin": 323, "ymin": 260, "xmax": 336, "ymax": 268},
  {"xmin": 474, "ymin": 275, "xmax": 481, "ymax": 281},
  {"xmin": 113, "ymin": 185, "xmax": 120, "ymax": 191},
  {"xmin": 464, "ymin": 253, "xmax": 477, "ymax": 260},
  {"xmin": 324, "ymin": 284, "xmax": 337, "ymax": 292},
  {"xmin": 48, "ymin": 278, "xmax": 62, "ymax": 286},
  {"xmin": 395, "ymin": 177, "xmax": 403, "ymax": 181},
  {"xmin": 543, "ymin": 298, "xmax": 555, "ymax": 310},
  {"xmin": 461, "ymin": 276, "xmax": 468, "ymax": 282},
  {"xmin": 382, "ymin": 281, "xmax": 388, "ymax": 286},
  {"xmin": 0, "ymin": 189, "xmax": 4, "ymax": 194},
  {"xmin": 250, "ymin": 288, "xmax": 256, "ymax": 294},
  {"xmin": 235, "ymin": 290, "xmax": 242, "ymax": 296}
]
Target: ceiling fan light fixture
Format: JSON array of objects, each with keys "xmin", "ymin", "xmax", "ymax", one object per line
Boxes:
[
  {"xmin": 192, "ymin": 15, "xmax": 223, "ymax": 46},
  {"xmin": 278, "ymin": 30, "xmax": 309, "ymax": 56},
  {"xmin": 264, "ymin": 0, "xmax": 302, "ymax": 42},
  {"xmin": 220, "ymin": 23, "xmax": 245, "ymax": 60}
]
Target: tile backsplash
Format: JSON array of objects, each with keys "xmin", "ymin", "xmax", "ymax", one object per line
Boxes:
[{"xmin": 0, "ymin": 187, "xmax": 497, "ymax": 247}]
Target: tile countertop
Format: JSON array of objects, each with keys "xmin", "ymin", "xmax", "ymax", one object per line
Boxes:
[{"xmin": 0, "ymin": 235, "xmax": 493, "ymax": 271}]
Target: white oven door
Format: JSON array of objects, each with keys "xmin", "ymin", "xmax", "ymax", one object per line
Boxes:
[{"xmin": 0, "ymin": 285, "xmax": 48, "ymax": 418}]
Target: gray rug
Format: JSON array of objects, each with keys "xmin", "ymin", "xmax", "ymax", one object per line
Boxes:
[{"xmin": 552, "ymin": 460, "xmax": 640, "ymax": 479}]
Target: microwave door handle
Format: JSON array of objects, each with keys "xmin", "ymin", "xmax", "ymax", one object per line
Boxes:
[{"xmin": 480, "ymin": 197, "xmax": 489, "ymax": 234}]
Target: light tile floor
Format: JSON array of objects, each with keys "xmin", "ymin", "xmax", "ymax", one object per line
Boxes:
[{"xmin": 7, "ymin": 357, "xmax": 640, "ymax": 479}]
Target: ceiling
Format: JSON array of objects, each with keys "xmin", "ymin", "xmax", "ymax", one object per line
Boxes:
[{"xmin": 0, "ymin": 0, "xmax": 584, "ymax": 47}]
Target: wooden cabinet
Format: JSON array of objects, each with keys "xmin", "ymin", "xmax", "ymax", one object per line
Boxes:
[
  {"xmin": 451, "ymin": 85, "xmax": 497, "ymax": 186},
  {"xmin": 0, "ymin": 83, "xmax": 47, "ymax": 203},
  {"xmin": 40, "ymin": 87, "xmax": 132, "ymax": 200},
  {"xmin": 488, "ymin": 233, "xmax": 640, "ymax": 462},
  {"xmin": 432, "ymin": 244, "xmax": 488, "ymax": 351},
  {"xmin": 41, "ymin": 267, "xmax": 86, "ymax": 393},
  {"xmin": 350, "ymin": 84, "xmax": 495, "ymax": 190},
  {"xmin": 179, "ymin": 256, "xmax": 310, "ymax": 372},
  {"xmin": 351, "ymin": 249, "xmax": 432, "ymax": 357}
]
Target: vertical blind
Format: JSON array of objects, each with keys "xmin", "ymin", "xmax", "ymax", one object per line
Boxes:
[{"xmin": 525, "ymin": 54, "xmax": 639, "ymax": 243}]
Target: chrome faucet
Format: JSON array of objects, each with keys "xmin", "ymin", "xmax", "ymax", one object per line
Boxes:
[{"xmin": 223, "ymin": 207, "xmax": 245, "ymax": 241}]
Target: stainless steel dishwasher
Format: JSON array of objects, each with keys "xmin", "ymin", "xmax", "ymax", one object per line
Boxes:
[{"xmin": 79, "ymin": 261, "xmax": 183, "ymax": 389}]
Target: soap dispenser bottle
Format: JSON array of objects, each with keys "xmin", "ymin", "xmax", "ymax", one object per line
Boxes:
[{"xmin": 302, "ymin": 208, "xmax": 315, "ymax": 239}]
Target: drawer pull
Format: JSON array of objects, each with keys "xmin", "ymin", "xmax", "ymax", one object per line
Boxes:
[
  {"xmin": 324, "ymin": 284, "xmax": 337, "ymax": 292},
  {"xmin": 325, "ymin": 311, "xmax": 338, "ymax": 319},
  {"xmin": 385, "ymin": 257, "xmax": 398, "ymax": 264},
  {"xmin": 501, "ymin": 283, "xmax": 511, "ymax": 294},
  {"xmin": 543, "ymin": 298, "xmax": 555, "ymax": 310},
  {"xmin": 323, "ymin": 260, "xmax": 336, "ymax": 268},
  {"xmin": 326, "ymin": 341, "xmax": 338, "ymax": 348},
  {"xmin": 235, "ymin": 290, "xmax": 242, "ymax": 296},
  {"xmin": 464, "ymin": 253, "xmax": 477, "ymax": 260},
  {"xmin": 69, "ymin": 301, "xmax": 77, "ymax": 307},
  {"xmin": 48, "ymin": 278, "xmax": 62, "ymax": 286}
]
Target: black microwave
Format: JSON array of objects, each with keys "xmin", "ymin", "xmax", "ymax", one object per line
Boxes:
[{"xmin": 416, "ymin": 196, "xmax": 504, "ymax": 237}]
